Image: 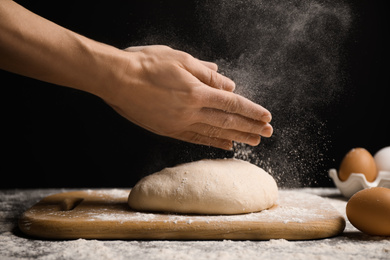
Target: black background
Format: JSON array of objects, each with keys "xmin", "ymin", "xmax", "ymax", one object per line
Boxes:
[{"xmin": 1, "ymin": 0, "xmax": 388, "ymax": 188}]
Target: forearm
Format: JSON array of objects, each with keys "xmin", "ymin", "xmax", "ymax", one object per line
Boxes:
[
  {"xmin": 0, "ymin": 0, "xmax": 273, "ymax": 150},
  {"xmin": 0, "ymin": 0, "xmax": 124, "ymax": 98}
]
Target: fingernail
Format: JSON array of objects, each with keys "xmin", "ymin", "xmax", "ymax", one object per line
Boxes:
[
  {"xmin": 247, "ymin": 135, "xmax": 261, "ymax": 146},
  {"xmin": 261, "ymin": 113, "xmax": 272, "ymax": 123},
  {"xmin": 261, "ymin": 123, "xmax": 273, "ymax": 137},
  {"xmin": 222, "ymin": 79, "xmax": 235, "ymax": 92},
  {"xmin": 229, "ymin": 80, "xmax": 236, "ymax": 91}
]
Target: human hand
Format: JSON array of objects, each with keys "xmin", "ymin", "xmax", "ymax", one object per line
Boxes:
[
  {"xmin": 0, "ymin": 1, "xmax": 271, "ymax": 150},
  {"xmin": 104, "ymin": 45, "xmax": 273, "ymax": 150}
]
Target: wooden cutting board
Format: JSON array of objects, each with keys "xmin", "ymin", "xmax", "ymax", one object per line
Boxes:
[{"xmin": 19, "ymin": 189, "xmax": 345, "ymax": 240}]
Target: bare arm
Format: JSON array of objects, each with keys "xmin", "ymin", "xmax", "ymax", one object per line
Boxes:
[
  {"xmin": 0, "ymin": 0, "xmax": 120, "ymax": 97},
  {"xmin": 0, "ymin": 0, "xmax": 272, "ymax": 150}
]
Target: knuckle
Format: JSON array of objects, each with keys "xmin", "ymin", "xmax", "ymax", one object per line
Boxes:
[
  {"xmin": 189, "ymin": 132, "xmax": 204, "ymax": 144},
  {"xmin": 177, "ymin": 51, "xmax": 194, "ymax": 64},
  {"xmin": 208, "ymin": 71, "xmax": 219, "ymax": 89},
  {"xmin": 205, "ymin": 126, "xmax": 222, "ymax": 137},
  {"xmin": 221, "ymin": 115, "xmax": 235, "ymax": 128},
  {"xmin": 155, "ymin": 45, "xmax": 172, "ymax": 52},
  {"xmin": 209, "ymin": 71, "xmax": 226, "ymax": 90},
  {"xmin": 182, "ymin": 88, "xmax": 202, "ymax": 107},
  {"xmin": 223, "ymin": 96, "xmax": 239, "ymax": 113}
]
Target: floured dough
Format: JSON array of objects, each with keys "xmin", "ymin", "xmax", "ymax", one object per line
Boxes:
[{"xmin": 128, "ymin": 158, "xmax": 278, "ymax": 215}]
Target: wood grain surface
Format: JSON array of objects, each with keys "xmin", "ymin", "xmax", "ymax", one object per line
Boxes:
[{"xmin": 18, "ymin": 189, "xmax": 345, "ymax": 240}]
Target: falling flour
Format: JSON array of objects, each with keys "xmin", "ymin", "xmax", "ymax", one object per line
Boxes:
[
  {"xmin": 126, "ymin": 0, "xmax": 353, "ymax": 187},
  {"xmin": 195, "ymin": 0, "xmax": 352, "ymax": 187}
]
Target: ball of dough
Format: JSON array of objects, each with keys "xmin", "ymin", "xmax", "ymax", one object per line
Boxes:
[{"xmin": 128, "ymin": 158, "xmax": 278, "ymax": 215}]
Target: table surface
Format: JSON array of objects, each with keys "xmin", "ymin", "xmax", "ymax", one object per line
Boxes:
[{"xmin": 1, "ymin": 188, "xmax": 389, "ymax": 260}]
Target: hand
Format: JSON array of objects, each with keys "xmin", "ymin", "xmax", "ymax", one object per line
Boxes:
[
  {"xmin": 0, "ymin": 1, "xmax": 272, "ymax": 150},
  {"xmin": 104, "ymin": 45, "xmax": 273, "ymax": 150}
]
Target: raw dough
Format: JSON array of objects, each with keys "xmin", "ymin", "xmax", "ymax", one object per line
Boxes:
[{"xmin": 128, "ymin": 158, "xmax": 278, "ymax": 215}]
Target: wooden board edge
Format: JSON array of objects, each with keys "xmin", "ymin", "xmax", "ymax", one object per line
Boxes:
[{"xmin": 18, "ymin": 212, "xmax": 346, "ymax": 241}]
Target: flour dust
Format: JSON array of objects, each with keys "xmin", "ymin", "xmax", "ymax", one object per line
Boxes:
[
  {"xmin": 129, "ymin": 0, "xmax": 353, "ymax": 187},
  {"xmin": 197, "ymin": 0, "xmax": 352, "ymax": 187}
]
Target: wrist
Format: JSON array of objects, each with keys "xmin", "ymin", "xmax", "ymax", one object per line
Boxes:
[
  {"xmin": 87, "ymin": 44, "xmax": 142, "ymax": 106},
  {"xmin": 70, "ymin": 36, "xmax": 124, "ymax": 99}
]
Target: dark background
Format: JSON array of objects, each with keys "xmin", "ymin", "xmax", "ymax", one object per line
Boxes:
[{"xmin": 1, "ymin": 0, "xmax": 388, "ymax": 188}]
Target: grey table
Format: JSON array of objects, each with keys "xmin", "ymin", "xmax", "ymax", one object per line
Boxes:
[{"xmin": 1, "ymin": 188, "xmax": 389, "ymax": 260}]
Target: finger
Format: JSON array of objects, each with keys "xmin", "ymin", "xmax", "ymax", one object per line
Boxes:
[
  {"xmin": 189, "ymin": 123, "xmax": 262, "ymax": 146},
  {"xmin": 124, "ymin": 45, "xmax": 164, "ymax": 52},
  {"xmin": 197, "ymin": 108, "xmax": 273, "ymax": 137},
  {"xmin": 199, "ymin": 60, "xmax": 218, "ymax": 71},
  {"xmin": 184, "ymin": 60, "xmax": 236, "ymax": 92},
  {"xmin": 123, "ymin": 46, "xmax": 148, "ymax": 52},
  {"xmin": 201, "ymin": 87, "xmax": 272, "ymax": 123},
  {"xmin": 175, "ymin": 131, "xmax": 233, "ymax": 150}
]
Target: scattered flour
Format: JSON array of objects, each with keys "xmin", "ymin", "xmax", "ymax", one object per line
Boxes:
[
  {"xmin": 196, "ymin": 0, "xmax": 353, "ymax": 187},
  {"xmin": 86, "ymin": 189, "xmax": 129, "ymax": 199},
  {"xmin": 2, "ymin": 189, "xmax": 390, "ymax": 260},
  {"xmin": 60, "ymin": 190, "xmax": 333, "ymax": 226}
]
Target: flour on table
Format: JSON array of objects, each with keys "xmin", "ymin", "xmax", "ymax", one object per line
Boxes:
[{"xmin": 76, "ymin": 190, "xmax": 335, "ymax": 227}]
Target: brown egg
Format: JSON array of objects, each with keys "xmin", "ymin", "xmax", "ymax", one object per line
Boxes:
[
  {"xmin": 346, "ymin": 187, "xmax": 390, "ymax": 236},
  {"xmin": 338, "ymin": 148, "xmax": 378, "ymax": 182}
]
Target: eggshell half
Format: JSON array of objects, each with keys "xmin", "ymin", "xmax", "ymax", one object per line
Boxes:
[
  {"xmin": 339, "ymin": 148, "xmax": 377, "ymax": 182},
  {"xmin": 346, "ymin": 187, "xmax": 390, "ymax": 236}
]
